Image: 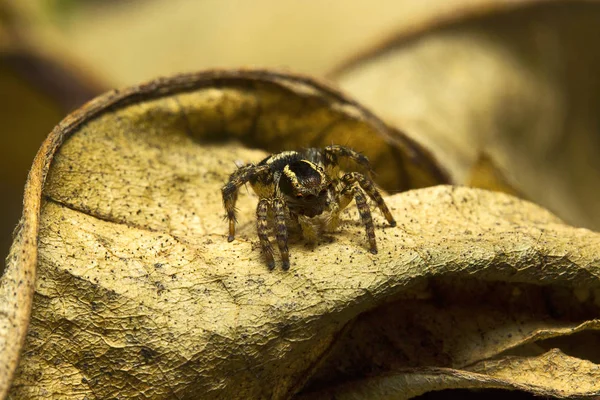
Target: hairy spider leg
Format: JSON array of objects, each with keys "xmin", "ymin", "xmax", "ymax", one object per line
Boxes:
[
  {"xmin": 322, "ymin": 187, "xmax": 343, "ymax": 233},
  {"xmin": 341, "ymin": 172, "xmax": 396, "ymax": 227},
  {"xmin": 323, "ymin": 145, "xmax": 374, "ymax": 176},
  {"xmin": 256, "ymin": 199, "xmax": 275, "ymax": 270},
  {"xmin": 272, "ymin": 198, "xmax": 290, "ymax": 270},
  {"xmin": 344, "ymin": 185, "xmax": 378, "ymax": 254},
  {"xmin": 221, "ymin": 164, "xmax": 270, "ymax": 241},
  {"xmin": 297, "ymin": 215, "xmax": 319, "ymax": 243}
]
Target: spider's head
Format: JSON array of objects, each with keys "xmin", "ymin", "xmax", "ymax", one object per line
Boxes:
[{"xmin": 279, "ymin": 160, "xmax": 331, "ymax": 217}]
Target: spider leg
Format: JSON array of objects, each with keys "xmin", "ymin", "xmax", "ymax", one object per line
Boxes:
[
  {"xmin": 324, "ymin": 183, "xmax": 346, "ymax": 232},
  {"xmin": 222, "ymin": 164, "xmax": 269, "ymax": 241},
  {"xmin": 298, "ymin": 215, "xmax": 319, "ymax": 243},
  {"xmin": 256, "ymin": 198, "xmax": 275, "ymax": 270},
  {"xmin": 341, "ymin": 172, "xmax": 396, "ymax": 227},
  {"xmin": 323, "ymin": 145, "xmax": 374, "ymax": 175},
  {"xmin": 273, "ymin": 198, "xmax": 290, "ymax": 270},
  {"xmin": 350, "ymin": 186, "xmax": 378, "ymax": 254},
  {"xmin": 337, "ymin": 181, "xmax": 354, "ymax": 210}
]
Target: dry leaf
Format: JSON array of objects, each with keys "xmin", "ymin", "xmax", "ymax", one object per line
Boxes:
[
  {"xmin": 331, "ymin": 1, "xmax": 600, "ymax": 231},
  {"xmin": 4, "ymin": 68, "xmax": 600, "ymax": 400},
  {"xmin": 299, "ymin": 349, "xmax": 600, "ymax": 400},
  {"xmin": 1, "ymin": 70, "xmax": 445, "ymax": 399},
  {"xmin": 466, "ymin": 153, "xmax": 522, "ymax": 197},
  {"xmin": 2, "ymin": 69, "xmax": 599, "ymax": 399}
]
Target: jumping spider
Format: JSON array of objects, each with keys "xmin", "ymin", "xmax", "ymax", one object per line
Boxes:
[{"xmin": 222, "ymin": 145, "xmax": 396, "ymax": 270}]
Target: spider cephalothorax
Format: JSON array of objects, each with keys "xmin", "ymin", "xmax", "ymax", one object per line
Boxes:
[{"xmin": 221, "ymin": 145, "xmax": 396, "ymax": 270}]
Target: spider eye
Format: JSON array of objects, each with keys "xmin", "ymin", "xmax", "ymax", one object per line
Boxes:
[{"xmin": 296, "ymin": 193, "xmax": 303, "ymax": 198}]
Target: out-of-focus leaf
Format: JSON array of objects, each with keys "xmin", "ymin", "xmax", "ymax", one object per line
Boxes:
[
  {"xmin": 331, "ymin": 1, "xmax": 600, "ymax": 231},
  {"xmin": 299, "ymin": 349, "xmax": 600, "ymax": 400},
  {"xmin": 0, "ymin": 52, "xmax": 104, "ymax": 268},
  {"xmin": 2, "ymin": 70, "xmax": 445, "ymax": 399},
  {"xmin": 298, "ymin": 282, "xmax": 600, "ymax": 398},
  {"xmin": 4, "ymin": 0, "xmax": 537, "ymax": 86},
  {"xmin": 467, "ymin": 153, "xmax": 522, "ymax": 197},
  {"xmin": 0, "ymin": 60, "xmax": 63, "ymax": 262}
]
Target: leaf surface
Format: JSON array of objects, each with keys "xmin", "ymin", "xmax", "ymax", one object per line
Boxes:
[{"xmin": 2, "ymin": 70, "xmax": 599, "ymax": 399}]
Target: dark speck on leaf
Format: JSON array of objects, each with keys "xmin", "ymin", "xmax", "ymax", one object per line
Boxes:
[{"xmin": 140, "ymin": 346, "xmax": 157, "ymax": 364}]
